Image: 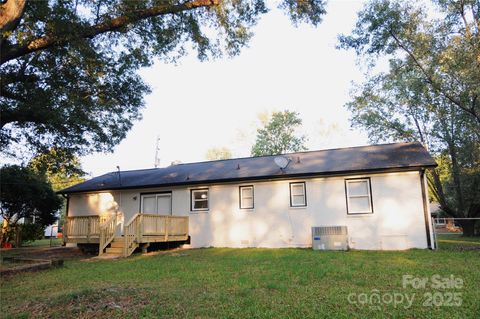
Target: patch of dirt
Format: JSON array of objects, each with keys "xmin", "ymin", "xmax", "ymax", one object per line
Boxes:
[
  {"xmin": 9, "ymin": 287, "xmax": 157, "ymax": 319},
  {"xmin": 0, "ymin": 246, "xmax": 91, "ymax": 260}
]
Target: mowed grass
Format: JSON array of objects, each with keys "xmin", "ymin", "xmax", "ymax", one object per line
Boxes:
[
  {"xmin": 21, "ymin": 238, "xmax": 63, "ymax": 247},
  {"xmin": 1, "ymin": 238, "xmax": 479, "ymax": 319}
]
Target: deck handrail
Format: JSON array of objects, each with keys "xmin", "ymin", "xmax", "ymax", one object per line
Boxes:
[
  {"xmin": 123, "ymin": 214, "xmax": 188, "ymax": 257},
  {"xmin": 99, "ymin": 213, "xmax": 118, "ymax": 255},
  {"xmin": 64, "ymin": 216, "xmax": 100, "ymax": 242},
  {"xmin": 141, "ymin": 214, "xmax": 189, "ymax": 238},
  {"xmin": 123, "ymin": 213, "xmax": 141, "ymax": 257}
]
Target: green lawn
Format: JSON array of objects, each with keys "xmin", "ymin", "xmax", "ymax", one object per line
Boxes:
[
  {"xmin": 1, "ymin": 237, "xmax": 479, "ymax": 319},
  {"xmin": 21, "ymin": 238, "xmax": 63, "ymax": 247}
]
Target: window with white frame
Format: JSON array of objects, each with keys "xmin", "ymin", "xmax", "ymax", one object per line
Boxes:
[
  {"xmin": 191, "ymin": 189, "xmax": 209, "ymax": 211},
  {"xmin": 239, "ymin": 185, "xmax": 254, "ymax": 209},
  {"xmin": 290, "ymin": 182, "xmax": 306, "ymax": 207},
  {"xmin": 345, "ymin": 178, "xmax": 373, "ymax": 214}
]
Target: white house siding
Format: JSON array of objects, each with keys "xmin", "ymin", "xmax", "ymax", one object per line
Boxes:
[{"xmin": 67, "ymin": 170, "xmax": 431, "ymax": 250}]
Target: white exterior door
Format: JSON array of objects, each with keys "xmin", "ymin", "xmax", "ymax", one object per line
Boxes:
[{"xmin": 141, "ymin": 193, "xmax": 172, "ymax": 215}]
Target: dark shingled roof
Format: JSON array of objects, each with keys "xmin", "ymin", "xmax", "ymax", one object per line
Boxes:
[{"xmin": 59, "ymin": 142, "xmax": 436, "ymax": 194}]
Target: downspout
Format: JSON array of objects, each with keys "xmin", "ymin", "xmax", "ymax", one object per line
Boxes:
[{"xmin": 420, "ymin": 170, "xmax": 433, "ymax": 249}]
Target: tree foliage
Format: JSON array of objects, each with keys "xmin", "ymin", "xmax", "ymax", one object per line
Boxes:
[
  {"xmin": 205, "ymin": 146, "xmax": 232, "ymax": 160},
  {"xmin": 0, "ymin": 0, "xmax": 327, "ymax": 159},
  {"xmin": 1, "ymin": 165, "xmax": 62, "ymax": 244},
  {"xmin": 28, "ymin": 147, "xmax": 85, "ymax": 192},
  {"xmin": 251, "ymin": 110, "xmax": 307, "ymax": 156},
  {"xmin": 339, "ymin": 0, "xmax": 480, "ymax": 235},
  {"xmin": 338, "ymin": 0, "xmax": 480, "ymax": 123}
]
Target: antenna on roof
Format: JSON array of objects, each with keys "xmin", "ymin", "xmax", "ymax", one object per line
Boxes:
[
  {"xmin": 154, "ymin": 136, "xmax": 161, "ymax": 168},
  {"xmin": 274, "ymin": 156, "xmax": 290, "ymax": 171}
]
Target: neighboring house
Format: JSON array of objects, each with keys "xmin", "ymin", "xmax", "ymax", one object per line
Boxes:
[
  {"xmin": 430, "ymin": 203, "xmax": 461, "ymax": 233},
  {"xmin": 44, "ymin": 223, "xmax": 59, "ymax": 238},
  {"xmin": 59, "ymin": 142, "xmax": 437, "ymax": 257}
]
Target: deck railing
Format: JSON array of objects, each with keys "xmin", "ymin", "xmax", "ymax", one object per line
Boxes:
[
  {"xmin": 64, "ymin": 216, "xmax": 100, "ymax": 242},
  {"xmin": 66, "ymin": 214, "xmax": 188, "ymax": 257},
  {"xmin": 142, "ymin": 214, "xmax": 188, "ymax": 237},
  {"xmin": 123, "ymin": 213, "xmax": 141, "ymax": 257},
  {"xmin": 99, "ymin": 214, "xmax": 118, "ymax": 255}
]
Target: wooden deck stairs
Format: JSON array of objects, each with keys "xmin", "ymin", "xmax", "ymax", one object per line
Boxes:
[{"xmin": 103, "ymin": 237, "xmax": 138, "ymax": 258}]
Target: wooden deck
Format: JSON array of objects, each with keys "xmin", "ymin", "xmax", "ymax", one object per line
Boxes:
[{"xmin": 64, "ymin": 214, "xmax": 189, "ymax": 257}]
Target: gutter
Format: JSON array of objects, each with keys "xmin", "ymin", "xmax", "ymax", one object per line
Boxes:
[
  {"xmin": 420, "ymin": 170, "xmax": 434, "ymax": 249},
  {"xmin": 58, "ymin": 165, "xmax": 436, "ymax": 195}
]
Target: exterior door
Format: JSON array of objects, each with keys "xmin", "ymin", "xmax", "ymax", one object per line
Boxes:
[{"xmin": 141, "ymin": 193, "xmax": 172, "ymax": 215}]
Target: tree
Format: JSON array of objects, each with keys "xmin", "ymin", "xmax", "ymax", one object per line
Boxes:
[
  {"xmin": 205, "ymin": 146, "xmax": 232, "ymax": 160},
  {"xmin": 0, "ymin": 0, "xmax": 327, "ymax": 159},
  {"xmin": 338, "ymin": 0, "xmax": 480, "ymax": 124},
  {"xmin": 251, "ymin": 110, "xmax": 307, "ymax": 156},
  {"xmin": 1, "ymin": 165, "xmax": 62, "ymax": 244},
  {"xmin": 28, "ymin": 147, "xmax": 86, "ymax": 234},
  {"xmin": 28, "ymin": 147, "xmax": 85, "ymax": 192},
  {"xmin": 339, "ymin": 0, "xmax": 480, "ymax": 236}
]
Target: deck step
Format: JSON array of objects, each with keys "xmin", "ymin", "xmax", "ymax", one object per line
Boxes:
[
  {"xmin": 110, "ymin": 241, "xmax": 125, "ymax": 248},
  {"xmin": 105, "ymin": 247, "xmax": 124, "ymax": 254}
]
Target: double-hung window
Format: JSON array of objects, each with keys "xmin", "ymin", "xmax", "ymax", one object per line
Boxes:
[
  {"xmin": 239, "ymin": 185, "xmax": 254, "ymax": 209},
  {"xmin": 345, "ymin": 178, "xmax": 373, "ymax": 214},
  {"xmin": 191, "ymin": 189, "xmax": 209, "ymax": 211},
  {"xmin": 290, "ymin": 182, "xmax": 307, "ymax": 207}
]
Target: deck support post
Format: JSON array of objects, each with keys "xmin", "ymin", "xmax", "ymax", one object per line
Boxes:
[{"xmin": 141, "ymin": 243, "xmax": 150, "ymax": 253}]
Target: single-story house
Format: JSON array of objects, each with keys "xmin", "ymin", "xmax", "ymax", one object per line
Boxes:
[{"xmin": 59, "ymin": 142, "xmax": 437, "ymax": 257}]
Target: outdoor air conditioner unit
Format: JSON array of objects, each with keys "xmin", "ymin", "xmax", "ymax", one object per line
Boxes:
[{"xmin": 312, "ymin": 226, "xmax": 348, "ymax": 251}]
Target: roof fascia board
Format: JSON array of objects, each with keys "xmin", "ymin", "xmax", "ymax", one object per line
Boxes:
[{"xmin": 59, "ymin": 165, "xmax": 434, "ymax": 195}]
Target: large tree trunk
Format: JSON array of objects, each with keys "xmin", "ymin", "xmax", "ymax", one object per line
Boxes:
[{"xmin": 458, "ymin": 220, "xmax": 477, "ymax": 237}]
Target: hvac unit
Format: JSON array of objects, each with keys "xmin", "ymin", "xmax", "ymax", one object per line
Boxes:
[{"xmin": 312, "ymin": 226, "xmax": 348, "ymax": 251}]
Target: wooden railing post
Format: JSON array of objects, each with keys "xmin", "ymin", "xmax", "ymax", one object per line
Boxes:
[
  {"xmin": 123, "ymin": 225, "xmax": 127, "ymax": 257},
  {"xmin": 136, "ymin": 215, "xmax": 141, "ymax": 243},
  {"xmin": 165, "ymin": 216, "xmax": 169, "ymax": 241},
  {"xmin": 63, "ymin": 219, "xmax": 68, "ymax": 244},
  {"xmin": 87, "ymin": 218, "xmax": 91, "ymax": 243}
]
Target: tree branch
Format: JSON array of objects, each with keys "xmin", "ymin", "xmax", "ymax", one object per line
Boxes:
[
  {"xmin": 388, "ymin": 29, "xmax": 480, "ymax": 124},
  {"xmin": 0, "ymin": 0, "xmax": 219, "ymax": 65}
]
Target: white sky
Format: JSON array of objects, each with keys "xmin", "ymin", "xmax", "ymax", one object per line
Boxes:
[{"xmin": 81, "ymin": 0, "xmax": 369, "ymax": 177}]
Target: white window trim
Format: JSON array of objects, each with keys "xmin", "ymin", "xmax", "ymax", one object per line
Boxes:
[
  {"xmin": 289, "ymin": 182, "xmax": 307, "ymax": 207},
  {"xmin": 191, "ymin": 188, "xmax": 209, "ymax": 212},
  {"xmin": 239, "ymin": 185, "xmax": 254, "ymax": 209},
  {"xmin": 345, "ymin": 178, "xmax": 373, "ymax": 214},
  {"xmin": 140, "ymin": 193, "xmax": 172, "ymax": 214}
]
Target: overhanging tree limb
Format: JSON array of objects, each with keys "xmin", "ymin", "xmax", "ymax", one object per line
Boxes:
[
  {"xmin": 0, "ymin": 0, "xmax": 219, "ymax": 65},
  {"xmin": 388, "ymin": 29, "xmax": 480, "ymax": 124}
]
